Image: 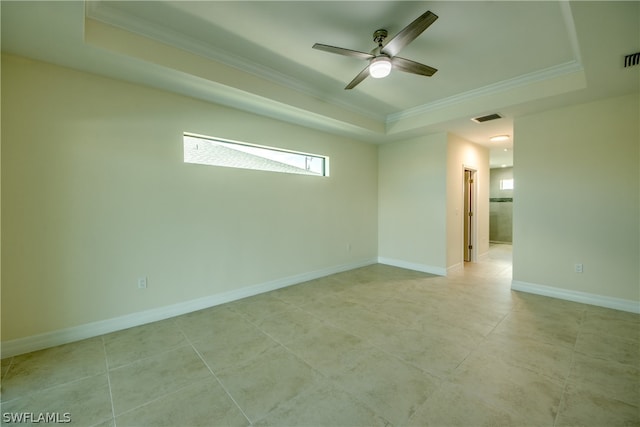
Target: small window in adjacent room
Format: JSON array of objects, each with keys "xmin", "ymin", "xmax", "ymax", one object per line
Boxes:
[
  {"xmin": 183, "ymin": 132, "xmax": 329, "ymax": 177},
  {"xmin": 500, "ymin": 179, "xmax": 514, "ymax": 190}
]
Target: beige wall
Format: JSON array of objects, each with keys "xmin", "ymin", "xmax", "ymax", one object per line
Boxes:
[
  {"xmin": 377, "ymin": 132, "xmax": 488, "ymax": 273},
  {"xmin": 378, "ymin": 133, "xmax": 448, "ymax": 273},
  {"xmin": 1, "ymin": 54, "xmax": 379, "ymax": 341},
  {"xmin": 513, "ymin": 93, "xmax": 639, "ymax": 303},
  {"xmin": 446, "ymin": 134, "xmax": 490, "ymax": 269}
]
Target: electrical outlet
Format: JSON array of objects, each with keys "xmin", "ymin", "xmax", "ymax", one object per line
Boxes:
[
  {"xmin": 574, "ymin": 264, "xmax": 583, "ymax": 273},
  {"xmin": 137, "ymin": 277, "xmax": 148, "ymax": 289}
]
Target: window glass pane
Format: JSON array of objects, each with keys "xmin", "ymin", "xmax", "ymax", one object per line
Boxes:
[
  {"xmin": 183, "ymin": 133, "xmax": 328, "ymax": 176},
  {"xmin": 500, "ymin": 179, "xmax": 514, "ymax": 190}
]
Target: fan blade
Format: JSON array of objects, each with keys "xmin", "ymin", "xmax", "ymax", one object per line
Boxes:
[
  {"xmin": 381, "ymin": 11, "xmax": 438, "ymax": 57},
  {"xmin": 312, "ymin": 43, "xmax": 375, "ymax": 60},
  {"xmin": 392, "ymin": 57, "xmax": 437, "ymax": 76},
  {"xmin": 345, "ymin": 65, "xmax": 371, "ymax": 90}
]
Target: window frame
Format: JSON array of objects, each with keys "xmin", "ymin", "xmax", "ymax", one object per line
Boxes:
[{"xmin": 183, "ymin": 132, "xmax": 329, "ymax": 177}]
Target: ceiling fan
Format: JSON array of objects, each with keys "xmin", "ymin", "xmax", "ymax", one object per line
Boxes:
[{"xmin": 313, "ymin": 10, "xmax": 438, "ymax": 90}]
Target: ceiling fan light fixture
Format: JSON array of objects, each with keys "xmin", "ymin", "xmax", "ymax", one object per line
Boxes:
[{"xmin": 369, "ymin": 56, "xmax": 392, "ymax": 78}]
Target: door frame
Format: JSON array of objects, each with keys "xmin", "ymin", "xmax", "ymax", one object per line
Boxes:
[{"xmin": 463, "ymin": 166, "xmax": 478, "ymax": 263}]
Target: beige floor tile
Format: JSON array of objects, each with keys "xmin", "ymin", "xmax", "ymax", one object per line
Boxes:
[
  {"xmin": 492, "ymin": 309, "xmax": 581, "ymax": 348},
  {"xmin": 116, "ymin": 377, "xmax": 249, "ymax": 427},
  {"xmin": 322, "ymin": 304, "xmax": 407, "ymax": 343},
  {"xmin": 450, "ymin": 293, "xmax": 513, "ymax": 325},
  {"xmin": 175, "ymin": 305, "xmax": 254, "ymax": 344},
  {"xmin": 301, "ymin": 293, "xmax": 366, "ymax": 320},
  {"xmin": 0, "ymin": 338, "xmax": 106, "ymax": 402},
  {"xmin": 409, "ymin": 305, "xmax": 499, "ymax": 342},
  {"xmin": 513, "ymin": 292, "xmax": 587, "ymax": 318},
  {"xmin": 1, "ymin": 357, "xmax": 12, "ymax": 378},
  {"xmin": 332, "ymin": 264, "xmax": 416, "ymax": 284},
  {"xmin": 408, "ymin": 381, "xmax": 523, "ymax": 427},
  {"xmin": 556, "ymin": 383, "xmax": 640, "ymax": 427},
  {"xmin": 581, "ymin": 308, "xmax": 640, "ymax": 343},
  {"xmin": 270, "ymin": 276, "xmax": 349, "ymax": 306},
  {"xmin": 568, "ymin": 353, "xmax": 640, "ymax": 407},
  {"xmin": 371, "ymin": 326, "xmax": 474, "ymax": 378},
  {"xmin": 102, "ymin": 319, "xmax": 186, "ymax": 369},
  {"xmin": 192, "ymin": 319, "xmax": 279, "ymax": 372},
  {"xmin": 109, "ymin": 345, "xmax": 212, "ymax": 415},
  {"xmin": 225, "ymin": 293, "xmax": 296, "ymax": 323},
  {"xmin": 477, "ymin": 332, "xmax": 574, "ymax": 382},
  {"xmin": 91, "ymin": 419, "xmax": 115, "ymax": 427},
  {"xmin": 0, "ymin": 374, "xmax": 113, "ymax": 427},
  {"xmin": 414, "ymin": 315, "xmax": 489, "ymax": 349},
  {"xmin": 450, "ymin": 351, "xmax": 563, "ymax": 426},
  {"xmin": 335, "ymin": 284, "xmax": 395, "ymax": 308},
  {"xmin": 329, "ymin": 348, "xmax": 441, "ymax": 425},
  {"xmin": 254, "ymin": 380, "xmax": 391, "ymax": 426},
  {"xmin": 585, "ymin": 305, "xmax": 640, "ymax": 324},
  {"xmin": 284, "ymin": 323, "xmax": 371, "ymax": 377},
  {"xmin": 575, "ymin": 331, "xmax": 639, "ymax": 366},
  {"xmin": 369, "ymin": 297, "xmax": 432, "ymax": 326},
  {"xmin": 215, "ymin": 345, "xmax": 320, "ymax": 423},
  {"xmin": 254, "ymin": 306, "xmax": 326, "ymax": 345}
]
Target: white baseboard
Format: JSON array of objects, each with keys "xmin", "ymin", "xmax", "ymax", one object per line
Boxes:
[
  {"xmin": 1, "ymin": 258, "xmax": 377, "ymax": 358},
  {"xmin": 511, "ymin": 280, "xmax": 640, "ymax": 314},
  {"xmin": 447, "ymin": 262, "xmax": 464, "ymax": 274},
  {"xmin": 378, "ymin": 257, "xmax": 446, "ymax": 276}
]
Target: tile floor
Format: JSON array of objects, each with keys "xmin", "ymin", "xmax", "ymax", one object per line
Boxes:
[{"xmin": 1, "ymin": 245, "xmax": 639, "ymax": 426}]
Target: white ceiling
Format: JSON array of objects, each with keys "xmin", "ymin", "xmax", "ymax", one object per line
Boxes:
[{"xmin": 2, "ymin": 1, "xmax": 639, "ymax": 167}]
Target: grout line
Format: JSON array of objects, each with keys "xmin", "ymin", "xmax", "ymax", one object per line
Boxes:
[
  {"xmin": 0, "ymin": 357, "xmax": 15, "ymax": 401},
  {"xmin": 552, "ymin": 307, "xmax": 586, "ymax": 427},
  {"xmin": 0, "ymin": 372, "xmax": 107, "ymax": 405},
  {"xmin": 183, "ymin": 334, "xmax": 253, "ymax": 425},
  {"xmin": 102, "ymin": 327, "xmax": 204, "ymax": 423},
  {"xmin": 250, "ymin": 318, "xmax": 396, "ymax": 425},
  {"xmin": 101, "ymin": 336, "xmax": 117, "ymax": 427},
  {"xmin": 257, "ymin": 286, "xmax": 453, "ymax": 382},
  {"xmin": 106, "ymin": 342, "xmax": 193, "ymax": 372},
  {"xmin": 449, "ymin": 309, "xmax": 512, "ymax": 375},
  {"xmin": 112, "ymin": 378, "xmax": 212, "ymax": 421},
  {"xmin": 241, "ymin": 296, "xmax": 419, "ymax": 421}
]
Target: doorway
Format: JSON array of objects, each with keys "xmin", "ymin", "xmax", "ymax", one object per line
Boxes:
[{"xmin": 463, "ymin": 168, "xmax": 477, "ymax": 263}]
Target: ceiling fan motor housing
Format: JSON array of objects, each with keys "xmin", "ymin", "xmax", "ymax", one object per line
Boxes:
[{"xmin": 373, "ymin": 29, "xmax": 388, "ymax": 45}]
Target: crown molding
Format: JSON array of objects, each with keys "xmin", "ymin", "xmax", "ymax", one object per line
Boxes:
[
  {"xmin": 84, "ymin": 1, "xmax": 384, "ymax": 123},
  {"xmin": 386, "ymin": 60, "xmax": 584, "ymax": 125},
  {"xmin": 386, "ymin": 0, "xmax": 584, "ymax": 126},
  {"xmin": 84, "ymin": 0, "xmax": 586, "ymax": 142}
]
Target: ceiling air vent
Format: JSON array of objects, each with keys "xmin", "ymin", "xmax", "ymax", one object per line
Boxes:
[
  {"xmin": 471, "ymin": 113, "xmax": 503, "ymax": 123},
  {"xmin": 624, "ymin": 52, "xmax": 640, "ymax": 68}
]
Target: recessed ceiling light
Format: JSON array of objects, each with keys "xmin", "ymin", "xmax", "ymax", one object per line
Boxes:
[
  {"xmin": 490, "ymin": 135, "xmax": 510, "ymax": 142},
  {"xmin": 501, "ymin": 164, "xmax": 507, "ymax": 168},
  {"xmin": 503, "ymin": 148, "xmax": 509, "ymax": 152}
]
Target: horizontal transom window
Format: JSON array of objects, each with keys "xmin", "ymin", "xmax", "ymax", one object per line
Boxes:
[{"xmin": 183, "ymin": 133, "xmax": 328, "ymax": 177}]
